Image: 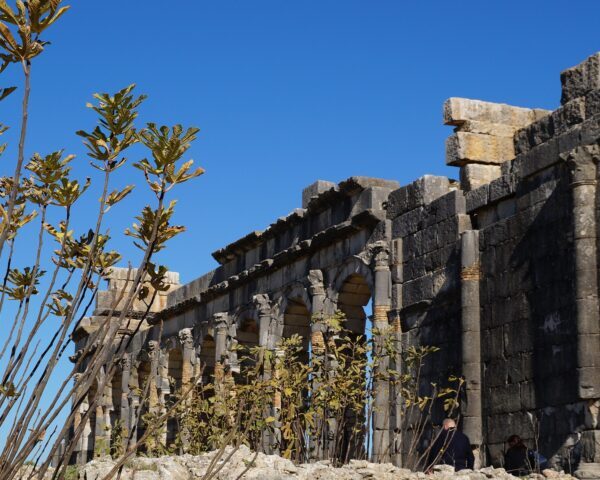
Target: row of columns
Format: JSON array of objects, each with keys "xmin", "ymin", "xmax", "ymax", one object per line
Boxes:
[{"xmin": 76, "ymin": 242, "xmax": 395, "ymax": 462}]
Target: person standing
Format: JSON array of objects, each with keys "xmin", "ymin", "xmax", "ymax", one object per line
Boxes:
[{"xmin": 427, "ymin": 418, "xmax": 475, "ymax": 471}]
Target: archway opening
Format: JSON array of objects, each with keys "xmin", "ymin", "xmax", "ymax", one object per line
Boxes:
[
  {"xmin": 167, "ymin": 348, "xmax": 183, "ymax": 447},
  {"xmin": 283, "ymin": 297, "xmax": 311, "ymax": 365},
  {"xmin": 336, "ymin": 273, "xmax": 373, "ymax": 461},
  {"xmin": 237, "ymin": 318, "xmax": 259, "ymax": 373},
  {"xmin": 136, "ymin": 359, "xmax": 152, "ymax": 448},
  {"xmin": 199, "ymin": 335, "xmax": 216, "ymax": 385}
]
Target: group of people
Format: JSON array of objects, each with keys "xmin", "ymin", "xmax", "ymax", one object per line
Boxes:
[{"xmin": 426, "ymin": 419, "xmax": 547, "ymax": 475}]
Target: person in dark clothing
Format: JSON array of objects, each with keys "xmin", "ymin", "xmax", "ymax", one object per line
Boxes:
[
  {"xmin": 504, "ymin": 435, "xmax": 530, "ymax": 475},
  {"xmin": 504, "ymin": 434, "xmax": 550, "ymax": 476},
  {"xmin": 427, "ymin": 419, "xmax": 475, "ymax": 471}
]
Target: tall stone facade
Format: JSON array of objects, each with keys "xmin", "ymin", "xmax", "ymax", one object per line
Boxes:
[{"xmin": 72, "ymin": 53, "xmax": 600, "ymax": 476}]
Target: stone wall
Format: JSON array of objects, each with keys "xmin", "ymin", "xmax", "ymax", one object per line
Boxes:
[{"xmin": 71, "ymin": 53, "xmax": 600, "ymax": 477}]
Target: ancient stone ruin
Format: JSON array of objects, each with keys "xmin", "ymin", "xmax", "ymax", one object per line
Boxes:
[{"xmin": 71, "ymin": 53, "xmax": 600, "ymax": 477}]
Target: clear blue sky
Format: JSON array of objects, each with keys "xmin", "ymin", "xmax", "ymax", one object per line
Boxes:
[
  {"xmin": 1, "ymin": 0, "xmax": 599, "ymax": 461},
  {"xmin": 2, "ymin": 0, "xmax": 599, "ymax": 284}
]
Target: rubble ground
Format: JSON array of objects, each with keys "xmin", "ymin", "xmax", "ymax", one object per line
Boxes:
[{"xmin": 69, "ymin": 446, "xmax": 577, "ymax": 480}]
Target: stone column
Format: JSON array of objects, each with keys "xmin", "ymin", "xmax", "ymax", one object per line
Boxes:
[
  {"xmin": 138, "ymin": 341, "xmax": 160, "ymax": 452},
  {"xmin": 308, "ymin": 270, "xmax": 327, "ymax": 459},
  {"xmin": 179, "ymin": 328, "xmax": 195, "ymax": 387},
  {"xmin": 567, "ymin": 145, "xmax": 600, "ymax": 399},
  {"xmin": 460, "ymin": 230, "xmax": 483, "ymax": 451},
  {"xmin": 147, "ymin": 341, "xmax": 160, "ymax": 414},
  {"xmin": 567, "ymin": 145, "xmax": 600, "ymax": 479},
  {"xmin": 72, "ymin": 373, "xmax": 88, "ymax": 463},
  {"xmin": 157, "ymin": 348, "xmax": 170, "ymax": 445},
  {"xmin": 119, "ymin": 355, "xmax": 132, "ymax": 450},
  {"xmin": 389, "ymin": 237, "xmax": 404, "ymax": 467},
  {"xmin": 213, "ymin": 313, "xmax": 229, "ymax": 383},
  {"xmin": 371, "ymin": 241, "xmax": 392, "ymax": 463},
  {"xmin": 127, "ymin": 364, "xmax": 139, "ymax": 448},
  {"xmin": 253, "ymin": 294, "xmax": 273, "ymax": 349},
  {"xmin": 252, "ymin": 294, "xmax": 277, "ymax": 453}
]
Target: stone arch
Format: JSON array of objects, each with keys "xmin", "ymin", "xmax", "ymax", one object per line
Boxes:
[
  {"xmin": 333, "ymin": 257, "xmax": 374, "ymax": 299},
  {"xmin": 332, "ymin": 257, "xmax": 374, "ymax": 333}
]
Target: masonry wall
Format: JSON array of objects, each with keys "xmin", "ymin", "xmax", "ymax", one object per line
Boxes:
[{"xmin": 71, "ymin": 52, "xmax": 600, "ymax": 476}]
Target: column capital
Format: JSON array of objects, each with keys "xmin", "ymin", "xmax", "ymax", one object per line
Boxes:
[
  {"xmin": 252, "ymin": 293, "xmax": 272, "ymax": 317},
  {"xmin": 118, "ymin": 353, "xmax": 131, "ymax": 371},
  {"xmin": 307, "ymin": 269, "xmax": 326, "ymax": 296},
  {"xmin": 563, "ymin": 144, "xmax": 600, "ymax": 184},
  {"xmin": 212, "ymin": 312, "xmax": 229, "ymax": 330},
  {"xmin": 371, "ymin": 241, "xmax": 391, "ymax": 271},
  {"xmin": 178, "ymin": 328, "xmax": 194, "ymax": 349}
]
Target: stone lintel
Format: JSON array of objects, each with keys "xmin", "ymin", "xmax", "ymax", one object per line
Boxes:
[{"xmin": 444, "ymin": 97, "xmax": 542, "ymax": 128}]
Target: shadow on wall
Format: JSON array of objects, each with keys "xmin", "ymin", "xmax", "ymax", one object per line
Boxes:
[{"xmin": 507, "ymin": 164, "xmax": 581, "ymax": 471}]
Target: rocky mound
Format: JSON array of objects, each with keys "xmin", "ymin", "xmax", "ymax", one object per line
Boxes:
[{"xmin": 77, "ymin": 445, "xmax": 577, "ymax": 480}]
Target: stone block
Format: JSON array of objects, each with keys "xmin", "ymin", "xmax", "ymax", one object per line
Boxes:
[
  {"xmin": 477, "ymin": 207, "xmax": 498, "ymax": 228},
  {"xmin": 489, "ymin": 383, "xmax": 521, "ymax": 414},
  {"xmin": 581, "ymin": 430, "xmax": 600, "ymax": 463},
  {"xmin": 460, "ymin": 163, "xmax": 501, "ymax": 191},
  {"xmin": 514, "ymin": 126, "xmax": 532, "ymax": 156},
  {"xmin": 503, "ymin": 321, "xmax": 533, "ymax": 355},
  {"xmin": 444, "ymin": 97, "xmax": 540, "ymax": 128},
  {"xmin": 561, "ymin": 52, "xmax": 600, "ymax": 104},
  {"xmin": 431, "ymin": 190, "xmax": 467, "ymax": 222},
  {"xmin": 301, "ymin": 180, "xmax": 336, "ymax": 208},
  {"xmin": 386, "ymin": 175, "xmax": 450, "ymax": 219},
  {"xmin": 520, "ymin": 381, "xmax": 536, "ymax": 410},
  {"xmin": 551, "ymin": 97, "xmax": 586, "ymax": 136},
  {"xmin": 446, "ymin": 132, "xmax": 516, "ymax": 166},
  {"xmin": 585, "ymin": 89, "xmax": 600, "ymax": 118},
  {"xmin": 402, "ymin": 274, "xmax": 434, "ymax": 307},
  {"xmin": 455, "ymin": 120, "xmax": 519, "ymax": 137},
  {"xmin": 489, "ymin": 175, "xmax": 515, "ymax": 203},
  {"xmin": 497, "ymin": 198, "xmax": 516, "ymax": 219},
  {"xmin": 466, "ymin": 185, "xmax": 489, "ymax": 213},
  {"xmin": 519, "ymin": 138, "xmax": 560, "ymax": 178}
]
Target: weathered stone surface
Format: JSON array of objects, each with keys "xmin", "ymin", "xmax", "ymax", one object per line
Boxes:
[
  {"xmin": 444, "ymin": 98, "xmax": 543, "ymax": 128},
  {"xmin": 302, "ymin": 180, "xmax": 337, "ymax": 208},
  {"xmin": 561, "ymin": 52, "xmax": 600, "ymax": 104},
  {"xmin": 386, "ymin": 175, "xmax": 450, "ymax": 219},
  {"xmin": 77, "ymin": 447, "xmax": 579, "ymax": 480},
  {"xmin": 461, "ymin": 164, "xmax": 501, "ymax": 191},
  {"xmin": 446, "ymin": 132, "xmax": 516, "ymax": 166}
]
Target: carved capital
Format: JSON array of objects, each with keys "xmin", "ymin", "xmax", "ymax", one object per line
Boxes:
[
  {"xmin": 118, "ymin": 354, "xmax": 131, "ymax": 371},
  {"xmin": 307, "ymin": 269, "xmax": 325, "ymax": 296},
  {"xmin": 563, "ymin": 144, "xmax": 600, "ymax": 185},
  {"xmin": 252, "ymin": 293, "xmax": 271, "ymax": 317},
  {"xmin": 213, "ymin": 312, "xmax": 229, "ymax": 330},
  {"xmin": 178, "ymin": 328, "xmax": 194, "ymax": 349},
  {"xmin": 371, "ymin": 241, "xmax": 391, "ymax": 270},
  {"xmin": 355, "ymin": 241, "xmax": 391, "ymax": 269}
]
